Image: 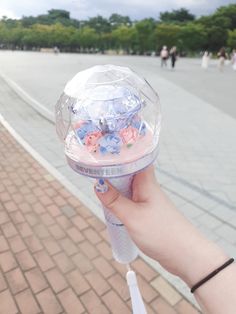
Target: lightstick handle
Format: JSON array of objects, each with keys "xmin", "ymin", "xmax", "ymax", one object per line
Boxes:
[{"xmin": 102, "ymin": 175, "xmax": 138, "ymax": 264}]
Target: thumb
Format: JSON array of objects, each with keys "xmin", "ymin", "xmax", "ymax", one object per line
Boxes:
[{"xmin": 94, "ymin": 179, "xmax": 137, "ymax": 223}]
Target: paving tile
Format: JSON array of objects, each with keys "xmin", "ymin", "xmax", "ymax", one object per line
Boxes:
[
  {"xmin": 0, "ymin": 289, "xmax": 18, "ymax": 314},
  {"xmin": 102, "ymin": 290, "xmax": 130, "ymax": 314},
  {"xmin": 66, "ymin": 269, "xmax": 90, "ymax": 295},
  {"xmin": 2, "ymin": 222, "xmax": 18, "ymax": 238},
  {"xmin": 108, "ymin": 273, "xmax": 130, "ymax": 301},
  {"xmin": 60, "ymin": 237, "xmax": 78, "ymax": 256},
  {"xmin": 80, "ymin": 290, "xmax": 109, "ymax": 314},
  {"xmin": 46, "ymin": 268, "xmax": 68, "ymax": 293},
  {"xmin": 58, "ymin": 288, "xmax": 85, "ymax": 314},
  {"xmin": 60, "ymin": 205, "xmax": 76, "ymax": 218},
  {"xmin": 87, "ymin": 216, "xmax": 105, "ymax": 232},
  {"xmin": 40, "ymin": 213, "xmax": 55, "ymax": 226},
  {"xmin": 6, "ymin": 268, "xmax": 28, "ymax": 294},
  {"xmin": 0, "ymin": 211, "xmax": 10, "ymax": 225},
  {"xmin": 137, "ymin": 274, "xmax": 158, "ymax": 303},
  {"xmin": 79, "ymin": 240, "xmax": 99, "ymax": 259},
  {"xmin": 42, "ymin": 237, "xmax": 61, "ymax": 256},
  {"xmin": 34, "ymin": 250, "xmax": 55, "ymax": 271},
  {"xmin": 66, "ymin": 227, "xmax": 85, "ymax": 243},
  {"xmin": 8, "ymin": 235, "xmax": 26, "ymax": 253},
  {"xmin": 15, "ymin": 289, "xmax": 41, "ymax": 314},
  {"xmin": 132, "ymin": 258, "xmax": 158, "ymax": 281},
  {"xmin": 10, "ymin": 211, "xmax": 25, "ymax": 224},
  {"xmin": 24, "ymin": 235, "xmax": 43, "ymax": 253},
  {"xmin": 85, "ymin": 269, "xmax": 110, "ymax": 296},
  {"xmin": 97, "ymin": 241, "xmax": 113, "ymax": 260},
  {"xmin": 0, "ymin": 235, "xmax": 9, "ymax": 252},
  {"xmin": 83, "ymin": 228, "xmax": 102, "ymax": 244},
  {"xmin": 151, "ymin": 276, "xmax": 182, "ymax": 306},
  {"xmin": 53, "ymin": 252, "xmax": 75, "ymax": 274},
  {"xmin": 17, "ymin": 222, "xmax": 33, "ymax": 238},
  {"xmin": 48, "ymin": 224, "xmax": 66, "ymax": 240},
  {"xmin": 151, "ymin": 297, "xmax": 177, "ymax": 314},
  {"xmin": 25, "ymin": 267, "xmax": 48, "ymax": 293},
  {"xmin": 92, "ymin": 256, "xmax": 115, "ymax": 279},
  {"xmin": 56, "ymin": 215, "xmax": 73, "ymax": 230},
  {"xmin": 0, "ymin": 251, "xmax": 17, "ymax": 272},
  {"xmin": 72, "ymin": 253, "xmax": 93, "ymax": 274},
  {"xmin": 0, "ymin": 270, "xmax": 7, "ymax": 291},
  {"xmin": 37, "ymin": 288, "xmax": 62, "ymax": 314},
  {"xmin": 16, "ymin": 249, "xmax": 37, "ymax": 271},
  {"xmin": 72, "ymin": 215, "xmax": 89, "ymax": 231}
]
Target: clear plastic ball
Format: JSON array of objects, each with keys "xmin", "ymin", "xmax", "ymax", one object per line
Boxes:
[{"xmin": 55, "ymin": 64, "xmax": 161, "ymax": 177}]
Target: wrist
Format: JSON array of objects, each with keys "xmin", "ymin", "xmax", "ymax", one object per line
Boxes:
[{"xmin": 178, "ymin": 235, "xmax": 229, "ymax": 288}]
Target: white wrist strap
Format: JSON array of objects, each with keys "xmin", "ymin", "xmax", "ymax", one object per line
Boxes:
[{"xmin": 126, "ymin": 268, "xmax": 147, "ymax": 314}]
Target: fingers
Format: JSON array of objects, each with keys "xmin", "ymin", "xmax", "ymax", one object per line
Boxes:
[
  {"xmin": 94, "ymin": 179, "xmax": 137, "ymax": 223},
  {"xmin": 132, "ymin": 166, "xmax": 158, "ymax": 202}
]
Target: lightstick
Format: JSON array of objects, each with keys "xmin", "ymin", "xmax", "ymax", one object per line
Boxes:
[{"xmin": 55, "ymin": 64, "xmax": 161, "ymax": 313}]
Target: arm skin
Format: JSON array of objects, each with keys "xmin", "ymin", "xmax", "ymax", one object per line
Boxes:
[{"xmin": 95, "ymin": 166, "xmax": 236, "ymax": 314}]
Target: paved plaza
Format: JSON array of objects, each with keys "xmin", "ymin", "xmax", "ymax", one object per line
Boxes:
[{"xmin": 0, "ymin": 51, "xmax": 236, "ymax": 312}]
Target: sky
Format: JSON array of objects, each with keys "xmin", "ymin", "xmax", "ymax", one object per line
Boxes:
[{"xmin": 0, "ymin": 0, "xmax": 235, "ymax": 20}]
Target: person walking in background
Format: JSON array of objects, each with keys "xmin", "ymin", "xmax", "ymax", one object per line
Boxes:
[
  {"xmin": 231, "ymin": 49, "xmax": 236, "ymax": 71},
  {"xmin": 201, "ymin": 51, "xmax": 210, "ymax": 70},
  {"xmin": 217, "ymin": 47, "xmax": 228, "ymax": 72},
  {"xmin": 170, "ymin": 46, "xmax": 177, "ymax": 70},
  {"xmin": 160, "ymin": 46, "xmax": 169, "ymax": 67}
]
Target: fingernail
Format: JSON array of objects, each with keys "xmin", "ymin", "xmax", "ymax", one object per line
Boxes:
[{"xmin": 95, "ymin": 179, "xmax": 109, "ymax": 193}]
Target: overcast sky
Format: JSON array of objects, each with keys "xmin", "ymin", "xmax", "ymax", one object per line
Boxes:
[{"xmin": 0, "ymin": 0, "xmax": 234, "ymax": 20}]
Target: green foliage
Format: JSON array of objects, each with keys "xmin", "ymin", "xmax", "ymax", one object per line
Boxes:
[
  {"xmin": 155, "ymin": 24, "xmax": 181, "ymax": 51},
  {"xmin": 178, "ymin": 23, "xmax": 207, "ymax": 52},
  {"xmin": 0, "ymin": 5, "xmax": 235, "ymax": 54},
  {"xmin": 227, "ymin": 29, "xmax": 236, "ymax": 48},
  {"xmin": 135, "ymin": 19, "xmax": 156, "ymax": 53},
  {"xmin": 160, "ymin": 8, "xmax": 195, "ymax": 23},
  {"xmin": 109, "ymin": 14, "xmax": 132, "ymax": 29},
  {"xmin": 112, "ymin": 25, "xmax": 137, "ymax": 52},
  {"xmin": 84, "ymin": 16, "xmax": 111, "ymax": 33},
  {"xmin": 214, "ymin": 4, "xmax": 236, "ymax": 29}
]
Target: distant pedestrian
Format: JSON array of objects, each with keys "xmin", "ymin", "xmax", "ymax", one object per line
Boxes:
[
  {"xmin": 217, "ymin": 47, "xmax": 228, "ymax": 72},
  {"xmin": 160, "ymin": 46, "xmax": 169, "ymax": 67},
  {"xmin": 201, "ymin": 51, "xmax": 210, "ymax": 70},
  {"xmin": 231, "ymin": 49, "xmax": 236, "ymax": 71},
  {"xmin": 169, "ymin": 46, "xmax": 177, "ymax": 70}
]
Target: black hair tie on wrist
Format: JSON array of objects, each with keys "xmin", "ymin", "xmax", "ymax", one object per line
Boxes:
[{"xmin": 191, "ymin": 258, "xmax": 234, "ymax": 293}]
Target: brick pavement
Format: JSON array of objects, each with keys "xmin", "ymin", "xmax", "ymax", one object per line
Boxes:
[{"xmin": 0, "ymin": 124, "xmax": 200, "ymax": 314}]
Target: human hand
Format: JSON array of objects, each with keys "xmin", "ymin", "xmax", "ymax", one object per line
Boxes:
[{"xmin": 95, "ymin": 166, "xmax": 227, "ymax": 286}]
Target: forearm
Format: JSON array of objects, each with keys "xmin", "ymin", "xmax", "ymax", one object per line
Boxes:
[{"xmin": 154, "ymin": 190, "xmax": 236, "ymax": 313}]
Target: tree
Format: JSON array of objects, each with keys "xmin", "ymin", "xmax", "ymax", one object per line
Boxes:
[
  {"xmin": 160, "ymin": 8, "xmax": 195, "ymax": 23},
  {"xmin": 196, "ymin": 15, "xmax": 230, "ymax": 50},
  {"xmin": 214, "ymin": 4, "xmax": 236, "ymax": 30},
  {"xmin": 227, "ymin": 29, "xmax": 236, "ymax": 49},
  {"xmin": 135, "ymin": 18, "xmax": 156, "ymax": 54},
  {"xmin": 178, "ymin": 23, "xmax": 207, "ymax": 52},
  {"xmin": 109, "ymin": 14, "xmax": 132, "ymax": 29},
  {"xmin": 154, "ymin": 24, "xmax": 181, "ymax": 51},
  {"xmin": 85, "ymin": 16, "xmax": 110, "ymax": 33},
  {"xmin": 78, "ymin": 27, "xmax": 98, "ymax": 49},
  {"xmin": 111, "ymin": 25, "xmax": 137, "ymax": 53}
]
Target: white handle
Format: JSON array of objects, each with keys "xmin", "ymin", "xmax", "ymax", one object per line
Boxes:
[{"xmin": 103, "ymin": 175, "xmax": 138, "ymax": 264}]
